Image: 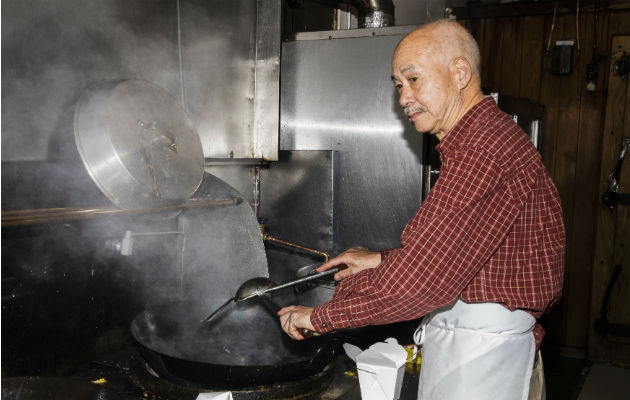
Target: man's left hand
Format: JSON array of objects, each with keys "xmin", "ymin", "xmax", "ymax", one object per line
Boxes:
[
  {"xmin": 278, "ymin": 305, "xmax": 319, "ymax": 340},
  {"xmin": 316, "ymin": 246, "xmax": 381, "ymax": 280}
]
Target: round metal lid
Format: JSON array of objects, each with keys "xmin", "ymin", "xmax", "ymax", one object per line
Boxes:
[{"xmin": 74, "ymin": 79, "xmax": 204, "ymax": 209}]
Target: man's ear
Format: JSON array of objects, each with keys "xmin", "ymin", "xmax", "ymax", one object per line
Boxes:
[{"xmin": 453, "ymin": 57, "xmax": 472, "ymax": 90}]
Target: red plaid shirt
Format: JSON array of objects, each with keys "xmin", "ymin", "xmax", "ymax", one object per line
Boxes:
[{"xmin": 311, "ymin": 97, "xmax": 565, "ymax": 348}]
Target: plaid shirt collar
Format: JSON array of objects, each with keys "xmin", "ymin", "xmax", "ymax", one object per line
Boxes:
[{"xmin": 436, "ymin": 96, "xmax": 496, "ymax": 156}]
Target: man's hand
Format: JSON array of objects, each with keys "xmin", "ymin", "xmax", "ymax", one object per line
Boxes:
[
  {"xmin": 278, "ymin": 305, "xmax": 319, "ymax": 340},
  {"xmin": 316, "ymin": 246, "xmax": 381, "ymax": 280}
]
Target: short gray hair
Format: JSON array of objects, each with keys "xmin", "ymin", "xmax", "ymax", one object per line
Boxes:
[{"xmin": 418, "ymin": 19, "xmax": 481, "ymax": 79}]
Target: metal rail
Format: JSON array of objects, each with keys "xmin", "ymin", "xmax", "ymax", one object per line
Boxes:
[{"xmin": 1, "ymin": 198, "xmax": 242, "ymax": 227}]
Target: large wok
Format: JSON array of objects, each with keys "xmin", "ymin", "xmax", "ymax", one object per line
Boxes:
[{"xmin": 130, "ymin": 296, "xmax": 343, "ymax": 389}]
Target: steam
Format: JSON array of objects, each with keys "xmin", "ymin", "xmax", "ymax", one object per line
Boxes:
[
  {"xmin": 2, "ymin": 0, "xmax": 270, "ymax": 375},
  {"xmin": 2, "ymin": 1, "xmax": 180, "ymax": 162}
]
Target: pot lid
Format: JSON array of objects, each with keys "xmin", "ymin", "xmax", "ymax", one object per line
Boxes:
[{"xmin": 74, "ymin": 79, "xmax": 204, "ymax": 209}]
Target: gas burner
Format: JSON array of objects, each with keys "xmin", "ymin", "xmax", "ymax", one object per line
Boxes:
[
  {"xmin": 133, "ymin": 359, "xmax": 335, "ymax": 400},
  {"xmin": 74, "ymin": 347, "xmax": 344, "ymax": 400}
]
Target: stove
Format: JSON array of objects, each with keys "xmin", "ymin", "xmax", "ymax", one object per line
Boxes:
[
  {"xmin": 67, "ymin": 347, "xmax": 357, "ymax": 400},
  {"xmin": 3, "ymin": 345, "xmax": 422, "ymax": 400}
]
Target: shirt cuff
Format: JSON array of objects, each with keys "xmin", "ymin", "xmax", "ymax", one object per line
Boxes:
[
  {"xmin": 310, "ymin": 303, "xmax": 333, "ymax": 333},
  {"xmin": 311, "ymin": 301, "xmax": 359, "ymax": 333},
  {"xmin": 380, "ymin": 247, "xmax": 399, "ymax": 260},
  {"xmin": 310, "ymin": 278, "xmax": 360, "ymax": 333}
]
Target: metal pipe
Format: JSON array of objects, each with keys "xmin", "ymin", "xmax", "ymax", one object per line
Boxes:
[
  {"xmin": 260, "ymin": 226, "xmax": 329, "ymax": 262},
  {"xmin": 1, "ymin": 198, "xmax": 242, "ymax": 227},
  {"xmin": 354, "ymin": 0, "xmax": 395, "ymax": 28},
  {"xmin": 314, "ymin": 0, "xmax": 395, "ymax": 28}
]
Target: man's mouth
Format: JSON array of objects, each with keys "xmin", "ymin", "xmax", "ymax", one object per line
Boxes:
[{"xmin": 404, "ymin": 106, "xmax": 425, "ymax": 121}]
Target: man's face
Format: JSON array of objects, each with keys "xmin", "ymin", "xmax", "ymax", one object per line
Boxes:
[{"xmin": 391, "ymin": 39, "xmax": 457, "ymax": 140}]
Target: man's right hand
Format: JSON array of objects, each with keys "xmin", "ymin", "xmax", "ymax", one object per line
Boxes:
[{"xmin": 316, "ymin": 246, "xmax": 381, "ymax": 281}]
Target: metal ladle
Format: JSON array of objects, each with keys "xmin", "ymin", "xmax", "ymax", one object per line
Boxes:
[{"xmin": 199, "ymin": 265, "xmax": 347, "ymax": 325}]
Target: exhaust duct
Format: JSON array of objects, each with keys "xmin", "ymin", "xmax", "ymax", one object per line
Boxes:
[
  {"xmin": 289, "ymin": 0, "xmax": 395, "ymax": 28},
  {"xmin": 351, "ymin": 0, "xmax": 395, "ymax": 28}
]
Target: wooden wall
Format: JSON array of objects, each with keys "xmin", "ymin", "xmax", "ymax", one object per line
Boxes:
[
  {"xmin": 590, "ymin": 35, "xmax": 630, "ymax": 365},
  {"xmin": 456, "ymin": 0, "xmax": 629, "ymax": 362}
]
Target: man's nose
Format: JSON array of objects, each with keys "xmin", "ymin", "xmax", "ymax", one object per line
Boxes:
[{"xmin": 398, "ymin": 86, "xmax": 414, "ymax": 108}]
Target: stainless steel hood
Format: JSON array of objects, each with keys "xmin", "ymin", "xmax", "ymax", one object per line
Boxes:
[{"xmin": 280, "ymin": 26, "xmax": 425, "ymax": 252}]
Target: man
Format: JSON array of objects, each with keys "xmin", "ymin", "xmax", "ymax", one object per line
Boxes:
[{"xmin": 278, "ymin": 19, "xmax": 564, "ymax": 400}]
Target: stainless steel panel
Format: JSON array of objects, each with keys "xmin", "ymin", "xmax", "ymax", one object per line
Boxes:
[
  {"xmin": 172, "ymin": 0, "xmax": 281, "ymax": 160},
  {"xmin": 259, "ymin": 150, "xmax": 335, "ymax": 259},
  {"xmin": 179, "ymin": 0, "xmax": 279, "ymax": 160},
  {"xmin": 204, "ymin": 163, "xmax": 260, "ymax": 209},
  {"xmin": 259, "ymin": 151, "xmax": 336, "ymax": 305},
  {"xmin": 292, "ymin": 25, "xmax": 415, "ymax": 41},
  {"xmin": 253, "ymin": 0, "xmax": 281, "ymax": 160},
  {"xmin": 179, "ymin": 0, "xmax": 256, "ymax": 159},
  {"xmin": 280, "ymin": 30, "xmax": 424, "ymax": 251},
  {"xmin": 2, "ymin": 0, "xmax": 280, "ymax": 161},
  {"xmin": 179, "ymin": 173, "xmax": 269, "ymax": 304}
]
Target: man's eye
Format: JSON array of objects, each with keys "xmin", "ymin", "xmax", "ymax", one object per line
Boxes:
[
  {"xmin": 395, "ymin": 84, "xmax": 402, "ymax": 89},
  {"xmin": 410, "ymin": 77, "xmax": 418, "ymax": 82}
]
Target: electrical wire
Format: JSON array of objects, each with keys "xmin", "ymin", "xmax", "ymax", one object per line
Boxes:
[
  {"xmin": 576, "ymin": 0, "xmax": 581, "ymax": 51},
  {"xmin": 544, "ymin": 0, "xmax": 560, "ymax": 68},
  {"xmin": 544, "ymin": 0, "xmax": 583, "ymax": 69}
]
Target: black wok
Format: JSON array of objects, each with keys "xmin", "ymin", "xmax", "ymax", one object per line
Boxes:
[{"xmin": 130, "ymin": 296, "xmax": 342, "ymax": 389}]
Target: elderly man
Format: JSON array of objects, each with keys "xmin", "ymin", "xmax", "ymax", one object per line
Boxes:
[{"xmin": 278, "ymin": 19, "xmax": 564, "ymax": 400}]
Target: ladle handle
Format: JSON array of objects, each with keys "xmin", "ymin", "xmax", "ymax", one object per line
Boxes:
[
  {"xmin": 298, "ymin": 328, "xmax": 313, "ymax": 339},
  {"xmin": 263, "ymin": 264, "xmax": 348, "ymax": 296}
]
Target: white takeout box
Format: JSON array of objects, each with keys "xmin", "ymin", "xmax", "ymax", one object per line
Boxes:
[
  {"xmin": 343, "ymin": 338, "xmax": 407, "ymax": 400},
  {"xmin": 196, "ymin": 392, "xmax": 233, "ymax": 400}
]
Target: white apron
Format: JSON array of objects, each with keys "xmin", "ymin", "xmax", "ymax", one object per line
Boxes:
[{"xmin": 414, "ymin": 300, "xmax": 536, "ymax": 400}]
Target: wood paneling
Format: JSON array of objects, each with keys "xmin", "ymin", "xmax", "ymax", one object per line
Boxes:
[
  {"xmin": 589, "ymin": 35, "xmax": 630, "ymax": 365},
  {"xmin": 457, "ymin": 3, "xmax": 630, "ymax": 360},
  {"xmin": 519, "ymin": 16, "xmax": 545, "ymax": 100}
]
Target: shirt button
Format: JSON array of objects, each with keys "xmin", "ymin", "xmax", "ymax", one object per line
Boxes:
[
  {"xmin": 349, "ymin": 317, "xmax": 353, "ymax": 322},
  {"xmin": 322, "ymin": 322, "xmax": 327, "ymax": 328}
]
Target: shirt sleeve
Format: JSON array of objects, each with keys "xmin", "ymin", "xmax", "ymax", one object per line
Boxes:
[
  {"xmin": 311, "ymin": 146, "xmax": 536, "ymax": 332},
  {"xmin": 380, "ymin": 248, "xmax": 397, "ymax": 261}
]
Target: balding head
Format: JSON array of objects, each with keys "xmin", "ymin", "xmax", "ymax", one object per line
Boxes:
[
  {"xmin": 390, "ymin": 20, "xmax": 485, "ymax": 139},
  {"xmin": 397, "ymin": 20, "xmax": 481, "ymax": 82}
]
